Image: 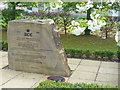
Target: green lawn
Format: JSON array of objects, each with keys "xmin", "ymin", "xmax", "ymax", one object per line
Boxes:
[
  {"xmin": 60, "ymin": 34, "xmax": 117, "ymax": 52},
  {"xmin": 0, "ymin": 31, "xmax": 117, "ymax": 52}
]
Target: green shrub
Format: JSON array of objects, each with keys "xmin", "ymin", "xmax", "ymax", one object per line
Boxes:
[
  {"xmin": 117, "ymin": 51, "xmax": 120, "ymax": 62},
  {"xmin": 0, "ymin": 41, "xmax": 8, "ymax": 51},
  {"xmin": 68, "ymin": 49, "xmax": 75, "ymax": 57},
  {"xmin": 105, "ymin": 51, "xmax": 114, "ymax": 60},
  {"xmin": 75, "ymin": 49, "xmax": 83, "ymax": 58},
  {"xmin": 99, "ymin": 51, "xmax": 106, "ymax": 59},
  {"xmin": 93, "ymin": 51, "xmax": 100, "ymax": 59},
  {"xmin": 65, "ymin": 48, "xmax": 118, "ymax": 61},
  {"xmin": 1, "ymin": 9, "xmax": 23, "ymax": 31},
  {"xmin": 2, "ymin": 41, "xmax": 8, "ymax": 51},
  {"xmin": 35, "ymin": 80, "xmax": 119, "ymax": 89},
  {"xmin": 83, "ymin": 50, "xmax": 92, "ymax": 58}
]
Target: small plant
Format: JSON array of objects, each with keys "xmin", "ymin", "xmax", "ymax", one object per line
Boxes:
[
  {"xmin": 99, "ymin": 51, "xmax": 106, "ymax": 59},
  {"xmin": 0, "ymin": 41, "xmax": 8, "ymax": 51},
  {"xmin": 93, "ymin": 51, "xmax": 100, "ymax": 59},
  {"xmin": 117, "ymin": 51, "xmax": 120, "ymax": 62},
  {"xmin": 83, "ymin": 50, "xmax": 91, "ymax": 58},
  {"xmin": 2, "ymin": 41, "xmax": 8, "ymax": 51},
  {"xmin": 105, "ymin": 51, "xmax": 114, "ymax": 60},
  {"xmin": 75, "ymin": 49, "xmax": 83, "ymax": 58}
]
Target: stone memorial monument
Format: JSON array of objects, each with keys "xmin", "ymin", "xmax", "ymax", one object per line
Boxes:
[{"xmin": 8, "ymin": 19, "xmax": 71, "ymax": 76}]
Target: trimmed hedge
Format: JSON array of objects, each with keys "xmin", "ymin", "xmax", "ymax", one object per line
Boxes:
[
  {"xmin": 0, "ymin": 41, "xmax": 119, "ymax": 61},
  {"xmin": 65, "ymin": 48, "xmax": 119, "ymax": 62},
  {"xmin": 35, "ymin": 80, "xmax": 119, "ymax": 89}
]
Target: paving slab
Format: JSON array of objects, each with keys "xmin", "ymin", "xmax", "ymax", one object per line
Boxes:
[
  {"xmin": 80, "ymin": 59, "xmax": 101, "ymax": 66},
  {"xmin": 68, "ymin": 64, "xmax": 78, "ymax": 70},
  {"xmin": 101, "ymin": 61, "xmax": 120, "ymax": 69},
  {"xmin": 0, "ymin": 51, "xmax": 119, "ymax": 87},
  {"xmin": 1, "ymin": 69, "xmax": 22, "ymax": 86},
  {"xmin": 0, "ymin": 51, "xmax": 8, "ymax": 58},
  {"xmin": 70, "ymin": 71, "xmax": 96, "ymax": 81},
  {"xmin": 76, "ymin": 65, "xmax": 99, "ymax": 73},
  {"xmin": 2, "ymin": 72, "xmax": 45, "ymax": 88},
  {"xmin": 96, "ymin": 73, "xmax": 118, "ymax": 82},
  {"xmin": 99, "ymin": 67, "xmax": 120, "ymax": 74},
  {"xmin": 0, "ymin": 57, "xmax": 8, "ymax": 69},
  {"xmin": 67, "ymin": 58, "xmax": 81, "ymax": 65},
  {"xmin": 68, "ymin": 78, "xmax": 94, "ymax": 84},
  {"xmin": 95, "ymin": 81, "xmax": 119, "ymax": 86}
]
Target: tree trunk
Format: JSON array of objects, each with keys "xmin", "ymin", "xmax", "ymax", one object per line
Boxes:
[
  {"xmin": 9, "ymin": 2, "xmax": 16, "ymax": 20},
  {"xmin": 85, "ymin": 8, "xmax": 92, "ymax": 35},
  {"xmin": 12, "ymin": 3, "xmax": 16, "ymax": 20}
]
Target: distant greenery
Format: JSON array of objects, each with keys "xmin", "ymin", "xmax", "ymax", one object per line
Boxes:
[{"xmin": 35, "ymin": 80, "xmax": 119, "ymax": 89}]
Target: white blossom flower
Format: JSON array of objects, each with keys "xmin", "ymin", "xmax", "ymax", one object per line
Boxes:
[
  {"xmin": 95, "ymin": 14, "xmax": 100, "ymax": 18},
  {"xmin": 50, "ymin": 0, "xmax": 63, "ymax": 10},
  {"xmin": 71, "ymin": 26, "xmax": 86, "ymax": 36},
  {"xmin": 76, "ymin": 5, "xmax": 86, "ymax": 12},
  {"xmin": 76, "ymin": 0, "xmax": 93, "ymax": 12},
  {"xmin": 71, "ymin": 20, "xmax": 79, "ymax": 26},
  {"xmin": 115, "ymin": 31, "xmax": 120, "ymax": 46},
  {"xmin": 115, "ymin": 31, "xmax": 120, "ymax": 42}
]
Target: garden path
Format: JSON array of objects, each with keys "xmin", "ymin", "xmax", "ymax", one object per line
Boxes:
[{"xmin": 0, "ymin": 51, "xmax": 119, "ymax": 88}]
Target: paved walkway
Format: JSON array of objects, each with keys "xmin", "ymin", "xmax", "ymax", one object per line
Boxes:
[{"xmin": 0, "ymin": 51, "xmax": 119, "ymax": 88}]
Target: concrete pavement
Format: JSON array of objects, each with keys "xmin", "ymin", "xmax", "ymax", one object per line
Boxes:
[{"xmin": 0, "ymin": 51, "xmax": 119, "ymax": 88}]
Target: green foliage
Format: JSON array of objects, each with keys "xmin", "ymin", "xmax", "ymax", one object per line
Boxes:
[
  {"xmin": 98, "ymin": 51, "xmax": 106, "ymax": 59},
  {"xmin": 83, "ymin": 50, "xmax": 92, "ymax": 58},
  {"xmin": 93, "ymin": 51, "xmax": 100, "ymax": 59},
  {"xmin": 117, "ymin": 51, "xmax": 120, "ymax": 61},
  {"xmin": 1, "ymin": 8, "xmax": 24, "ymax": 30},
  {"xmin": 75, "ymin": 49, "xmax": 84, "ymax": 58},
  {"xmin": 105, "ymin": 51, "xmax": 114, "ymax": 60},
  {"xmin": 78, "ymin": 19, "xmax": 88, "ymax": 27},
  {"xmin": 0, "ymin": 41, "xmax": 8, "ymax": 51},
  {"xmin": 64, "ymin": 48, "xmax": 118, "ymax": 61},
  {"xmin": 1, "ymin": 2, "xmax": 38, "ymax": 31},
  {"xmin": 35, "ymin": 80, "xmax": 118, "ymax": 89}
]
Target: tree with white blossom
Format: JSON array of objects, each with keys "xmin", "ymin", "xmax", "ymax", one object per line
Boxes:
[
  {"xmin": 49, "ymin": 0, "xmax": 120, "ymax": 46},
  {"xmin": 49, "ymin": 0, "xmax": 119, "ymax": 35}
]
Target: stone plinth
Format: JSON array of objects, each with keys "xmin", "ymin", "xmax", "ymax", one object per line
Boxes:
[{"xmin": 8, "ymin": 19, "xmax": 71, "ymax": 76}]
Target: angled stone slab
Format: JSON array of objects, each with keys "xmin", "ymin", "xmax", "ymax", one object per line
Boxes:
[
  {"xmin": 67, "ymin": 58, "xmax": 81, "ymax": 65},
  {"xmin": 8, "ymin": 19, "xmax": 70, "ymax": 76}
]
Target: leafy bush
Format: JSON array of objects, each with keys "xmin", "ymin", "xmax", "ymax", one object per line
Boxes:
[
  {"xmin": 64, "ymin": 48, "xmax": 118, "ymax": 61},
  {"xmin": 93, "ymin": 51, "xmax": 100, "ymax": 59},
  {"xmin": 117, "ymin": 51, "xmax": 120, "ymax": 62},
  {"xmin": 75, "ymin": 49, "xmax": 83, "ymax": 58},
  {"xmin": 35, "ymin": 80, "xmax": 119, "ymax": 89},
  {"xmin": 0, "ymin": 41, "xmax": 8, "ymax": 51},
  {"xmin": 1, "ymin": 9, "xmax": 24, "ymax": 30},
  {"xmin": 105, "ymin": 51, "xmax": 114, "ymax": 60},
  {"xmin": 98, "ymin": 51, "xmax": 106, "ymax": 59},
  {"xmin": 67, "ymin": 48, "xmax": 75, "ymax": 57},
  {"xmin": 83, "ymin": 50, "xmax": 92, "ymax": 58}
]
